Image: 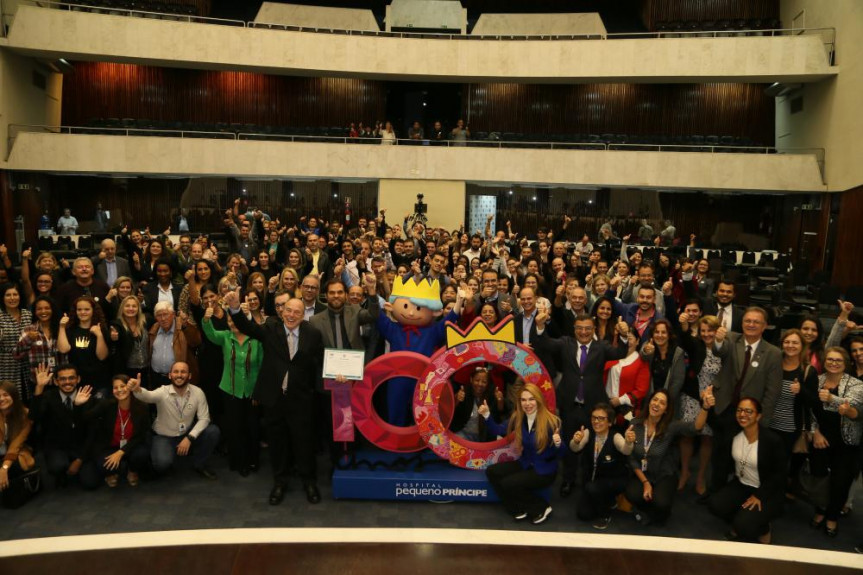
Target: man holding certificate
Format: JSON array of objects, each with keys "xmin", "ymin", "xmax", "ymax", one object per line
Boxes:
[{"xmin": 310, "ymin": 274, "xmax": 379, "ymax": 470}]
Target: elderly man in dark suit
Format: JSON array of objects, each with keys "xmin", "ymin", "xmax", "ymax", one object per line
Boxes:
[
  {"xmin": 92, "ymin": 238, "xmax": 131, "ymax": 286},
  {"xmin": 706, "ymin": 306, "xmax": 782, "ymax": 496},
  {"xmin": 226, "ymin": 291, "xmax": 324, "ymax": 505},
  {"xmin": 534, "ymin": 311, "xmax": 630, "ymax": 498},
  {"xmin": 309, "ymin": 275, "xmax": 379, "ymax": 468}
]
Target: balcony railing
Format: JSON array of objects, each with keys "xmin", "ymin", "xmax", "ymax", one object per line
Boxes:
[{"xmin": 2, "ymin": 0, "xmax": 837, "ymax": 62}]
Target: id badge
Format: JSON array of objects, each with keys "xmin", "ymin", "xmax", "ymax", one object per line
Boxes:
[
  {"xmin": 179, "ymin": 423, "xmax": 186, "ymax": 435},
  {"xmin": 119, "ymin": 439, "xmax": 127, "ymax": 448},
  {"xmin": 641, "ymin": 458, "xmax": 648, "ymax": 472},
  {"xmin": 47, "ymin": 357, "xmax": 56, "ymax": 368}
]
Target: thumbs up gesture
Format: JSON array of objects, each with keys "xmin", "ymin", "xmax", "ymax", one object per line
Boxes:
[
  {"xmin": 573, "ymin": 425, "xmax": 586, "ymax": 444},
  {"xmin": 702, "ymin": 385, "xmax": 716, "ymax": 409},
  {"xmin": 625, "ymin": 425, "xmax": 636, "ymax": 444},
  {"xmin": 615, "ymin": 317, "xmax": 630, "ymax": 336},
  {"xmin": 109, "ymin": 326, "xmax": 119, "ymax": 341},
  {"xmin": 838, "ymin": 401, "xmax": 852, "ymax": 417},
  {"xmin": 715, "ymin": 326, "xmax": 727, "ymax": 343},
  {"xmin": 477, "ymin": 400, "xmax": 490, "ymax": 418},
  {"xmin": 642, "ymin": 340, "xmax": 655, "ymax": 356},
  {"xmin": 818, "ymin": 387, "xmax": 831, "ymax": 403},
  {"xmin": 60, "ymin": 313, "xmax": 69, "ymax": 328},
  {"xmin": 552, "ymin": 426, "xmax": 562, "ymax": 448},
  {"xmin": 789, "ymin": 378, "xmax": 801, "ymax": 395},
  {"xmin": 456, "ymin": 385, "xmax": 466, "ymax": 403}
]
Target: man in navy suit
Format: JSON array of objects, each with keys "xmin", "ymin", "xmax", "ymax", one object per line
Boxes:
[
  {"xmin": 226, "ymin": 291, "xmax": 324, "ymax": 506},
  {"xmin": 534, "ymin": 311, "xmax": 629, "ymax": 497},
  {"xmin": 513, "ymin": 287, "xmax": 556, "ymax": 380}
]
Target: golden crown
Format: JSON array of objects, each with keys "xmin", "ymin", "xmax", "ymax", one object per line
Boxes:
[
  {"xmin": 391, "ymin": 275, "xmax": 441, "ymax": 303},
  {"xmin": 75, "ymin": 336, "xmax": 90, "ymax": 348},
  {"xmin": 446, "ymin": 316, "xmax": 516, "ymax": 349}
]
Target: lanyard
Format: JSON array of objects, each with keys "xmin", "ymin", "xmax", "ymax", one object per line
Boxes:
[
  {"xmin": 592, "ymin": 434, "xmax": 608, "ymax": 482},
  {"xmin": 118, "ymin": 408, "xmax": 131, "ymax": 440},
  {"xmin": 172, "ymin": 393, "xmax": 191, "ymax": 420},
  {"xmin": 641, "ymin": 425, "xmax": 656, "ymax": 472}
]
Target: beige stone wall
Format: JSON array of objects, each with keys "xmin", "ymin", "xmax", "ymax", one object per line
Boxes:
[
  {"xmin": 385, "ymin": 0, "xmax": 466, "ymax": 33},
  {"xmin": 472, "ymin": 13, "xmax": 606, "ymax": 38},
  {"xmin": 6, "ymin": 133, "xmax": 826, "ymax": 193},
  {"xmin": 776, "ymin": 0, "xmax": 862, "ymax": 191},
  {"xmin": 253, "ymin": 2, "xmax": 379, "ymax": 32},
  {"xmin": 5, "ymin": 6, "xmax": 835, "ymax": 83},
  {"xmin": 0, "ymin": 49, "xmax": 62, "ymax": 162},
  {"xmin": 378, "ymin": 179, "xmax": 465, "ymax": 231}
]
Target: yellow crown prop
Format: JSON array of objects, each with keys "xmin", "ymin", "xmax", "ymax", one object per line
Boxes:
[
  {"xmin": 446, "ymin": 317, "xmax": 516, "ymax": 349},
  {"xmin": 391, "ymin": 275, "xmax": 441, "ymax": 303}
]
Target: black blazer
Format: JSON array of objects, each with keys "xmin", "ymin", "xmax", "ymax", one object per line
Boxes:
[
  {"xmin": 232, "ymin": 311, "xmax": 323, "ymax": 408},
  {"xmin": 535, "ymin": 335, "xmax": 627, "ymax": 417},
  {"xmin": 80, "ymin": 397, "xmax": 150, "ymax": 459},
  {"xmin": 749, "ymin": 428, "xmax": 788, "ymax": 502},
  {"xmin": 449, "ymin": 383, "xmax": 508, "ymax": 439},
  {"xmin": 514, "ymin": 312, "xmax": 557, "ymax": 379},
  {"xmin": 703, "ymin": 300, "xmax": 744, "ymax": 333},
  {"xmin": 580, "ymin": 432, "xmax": 629, "ymax": 481},
  {"xmin": 29, "ymin": 387, "xmax": 89, "ymax": 454},
  {"xmin": 142, "ymin": 282, "xmax": 183, "ymax": 315}
]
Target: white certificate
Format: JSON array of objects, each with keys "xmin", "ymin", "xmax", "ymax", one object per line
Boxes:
[{"xmin": 322, "ymin": 348, "xmax": 366, "ymax": 381}]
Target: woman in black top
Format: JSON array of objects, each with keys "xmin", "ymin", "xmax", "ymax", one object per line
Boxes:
[
  {"xmin": 57, "ymin": 296, "xmax": 110, "ymax": 396},
  {"xmin": 708, "ymin": 397, "xmax": 787, "ymax": 543},
  {"xmin": 570, "ymin": 402, "xmax": 634, "ymax": 530},
  {"xmin": 77, "ymin": 374, "xmax": 151, "ymax": 489}
]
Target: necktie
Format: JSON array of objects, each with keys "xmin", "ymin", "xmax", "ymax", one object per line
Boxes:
[
  {"xmin": 577, "ymin": 345, "xmax": 588, "ymax": 403},
  {"xmin": 334, "ymin": 313, "xmax": 343, "ymax": 349},
  {"xmin": 64, "ymin": 396, "xmax": 73, "ymax": 411},
  {"xmin": 282, "ymin": 331, "xmax": 297, "ymax": 394},
  {"xmin": 717, "ymin": 307, "xmax": 726, "ymax": 328},
  {"xmin": 732, "ymin": 345, "xmax": 752, "ymax": 405}
]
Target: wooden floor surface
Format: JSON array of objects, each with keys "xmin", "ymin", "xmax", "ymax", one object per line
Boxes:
[{"xmin": 1, "ymin": 543, "xmax": 858, "ymax": 575}]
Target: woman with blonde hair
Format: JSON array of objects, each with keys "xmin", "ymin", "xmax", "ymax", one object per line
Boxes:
[
  {"xmin": 480, "ymin": 383, "xmax": 564, "ymax": 525},
  {"xmin": 109, "ymin": 295, "xmax": 151, "ymax": 389}
]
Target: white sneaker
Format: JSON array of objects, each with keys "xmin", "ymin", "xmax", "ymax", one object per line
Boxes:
[
  {"xmin": 532, "ymin": 506, "xmax": 552, "ymax": 525},
  {"xmin": 513, "ymin": 512, "xmax": 528, "ymax": 521}
]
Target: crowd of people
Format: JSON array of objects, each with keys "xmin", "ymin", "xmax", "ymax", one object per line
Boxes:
[
  {"xmin": 0, "ymin": 200, "xmax": 860, "ymax": 551},
  {"xmin": 346, "ymin": 119, "xmax": 471, "ymax": 145}
]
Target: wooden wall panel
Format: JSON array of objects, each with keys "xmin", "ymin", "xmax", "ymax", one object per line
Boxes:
[
  {"xmin": 640, "ymin": 0, "xmax": 779, "ymax": 30},
  {"xmin": 832, "ymin": 185, "xmax": 863, "ymax": 290},
  {"xmin": 62, "ymin": 62, "xmax": 387, "ymax": 128},
  {"xmin": 464, "ymin": 83, "xmax": 774, "ymax": 144}
]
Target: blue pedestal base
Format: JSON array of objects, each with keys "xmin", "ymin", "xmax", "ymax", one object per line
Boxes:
[{"xmin": 332, "ymin": 449, "xmax": 500, "ymax": 502}]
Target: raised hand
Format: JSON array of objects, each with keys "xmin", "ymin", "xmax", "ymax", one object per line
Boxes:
[
  {"xmin": 625, "ymin": 425, "xmax": 636, "ymax": 444},
  {"xmin": 838, "ymin": 299, "xmax": 854, "ymax": 317},
  {"xmin": 678, "ymin": 312, "xmax": 690, "ymax": 327},
  {"xmin": 535, "ymin": 309, "xmax": 550, "ymax": 329},
  {"xmin": 110, "ymin": 326, "xmax": 119, "ymax": 341},
  {"xmin": 662, "ymin": 280, "xmax": 673, "ymax": 296},
  {"xmin": 268, "ymin": 275, "xmax": 280, "ymax": 292},
  {"xmin": 838, "ymin": 401, "xmax": 853, "ymax": 417},
  {"xmin": 223, "ymin": 288, "xmax": 241, "ymax": 310},
  {"xmin": 35, "ymin": 363, "xmax": 53, "ymax": 389},
  {"xmin": 477, "ymin": 400, "xmax": 490, "ymax": 418},
  {"xmin": 818, "ymin": 387, "xmax": 831, "ymax": 403},
  {"xmin": 90, "ymin": 324, "xmax": 103, "ymax": 338},
  {"xmin": 494, "ymin": 387, "xmax": 504, "ymax": 405},
  {"xmin": 615, "ymin": 317, "xmax": 630, "ymax": 336},
  {"xmin": 204, "ymin": 305, "xmax": 214, "ymax": 320},
  {"xmin": 22, "ymin": 248, "xmax": 32, "ymax": 260},
  {"xmin": 456, "ymin": 386, "xmax": 466, "ymax": 403},
  {"xmin": 127, "ymin": 373, "xmax": 142, "ymax": 393},
  {"xmin": 74, "ymin": 385, "xmax": 93, "ymax": 405},
  {"xmin": 789, "ymin": 378, "xmax": 801, "ymax": 395},
  {"xmin": 642, "ymin": 340, "xmax": 655, "ymax": 356},
  {"xmin": 60, "ymin": 313, "xmax": 70, "ymax": 328},
  {"xmin": 552, "ymin": 426, "xmax": 562, "ymax": 447},
  {"xmin": 702, "ymin": 385, "xmax": 715, "ymax": 409},
  {"xmin": 715, "ymin": 326, "xmax": 727, "ymax": 343}
]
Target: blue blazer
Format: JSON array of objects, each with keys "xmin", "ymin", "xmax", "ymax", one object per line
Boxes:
[{"xmin": 485, "ymin": 416, "xmax": 566, "ymax": 476}]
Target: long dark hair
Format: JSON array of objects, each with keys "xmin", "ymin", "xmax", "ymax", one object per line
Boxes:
[
  {"xmin": 32, "ymin": 295, "xmax": 60, "ymax": 336},
  {"xmin": 0, "ymin": 282, "xmax": 23, "ymax": 312},
  {"xmin": 644, "ymin": 389, "xmax": 675, "ymax": 437},
  {"xmin": 0, "ymin": 381, "xmax": 28, "ymax": 442},
  {"xmin": 591, "ymin": 295, "xmax": 620, "ymax": 343},
  {"xmin": 111, "ymin": 374, "xmax": 149, "ymax": 419}
]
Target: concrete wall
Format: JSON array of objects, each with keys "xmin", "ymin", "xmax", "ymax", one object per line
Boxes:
[
  {"xmin": 6, "ymin": 133, "xmax": 826, "ymax": 193},
  {"xmin": 386, "ymin": 0, "xmax": 466, "ymax": 33},
  {"xmin": 0, "ymin": 48, "xmax": 62, "ymax": 163},
  {"xmin": 472, "ymin": 13, "xmax": 606, "ymax": 38},
  {"xmin": 775, "ymin": 0, "xmax": 862, "ymax": 192},
  {"xmin": 378, "ymin": 179, "xmax": 465, "ymax": 231},
  {"xmin": 5, "ymin": 6, "xmax": 836, "ymax": 83},
  {"xmin": 253, "ymin": 2, "xmax": 379, "ymax": 32}
]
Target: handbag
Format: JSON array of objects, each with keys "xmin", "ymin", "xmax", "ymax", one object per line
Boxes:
[
  {"xmin": 791, "ymin": 432, "xmax": 809, "ymax": 455},
  {"xmin": 1, "ymin": 467, "xmax": 42, "ymax": 510}
]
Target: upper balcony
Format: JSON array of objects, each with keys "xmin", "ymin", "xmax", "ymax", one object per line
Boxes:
[
  {"xmin": 1, "ymin": 2, "xmax": 838, "ymax": 84},
  {"xmin": 5, "ymin": 126, "xmax": 826, "ymax": 193}
]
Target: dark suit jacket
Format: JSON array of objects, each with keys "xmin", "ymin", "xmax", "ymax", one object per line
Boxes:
[
  {"xmin": 551, "ymin": 303, "xmax": 587, "ymax": 339},
  {"xmin": 29, "ymin": 387, "xmax": 88, "ymax": 454},
  {"xmin": 304, "ymin": 251, "xmax": 332, "ymax": 283},
  {"xmin": 712, "ymin": 333, "xmax": 782, "ymax": 425},
  {"xmin": 232, "ymin": 311, "xmax": 323, "ymax": 408},
  {"xmin": 142, "ymin": 282, "xmax": 183, "ymax": 315},
  {"xmin": 535, "ymin": 334, "xmax": 627, "ymax": 420},
  {"xmin": 751, "ymin": 428, "xmax": 788, "ymax": 503},
  {"xmin": 703, "ymin": 300, "xmax": 745, "ymax": 333},
  {"xmin": 514, "ymin": 311, "xmax": 557, "ymax": 379},
  {"xmin": 309, "ymin": 301, "xmax": 379, "ymax": 391},
  {"xmin": 80, "ymin": 397, "xmax": 150, "ymax": 459},
  {"xmin": 92, "ymin": 257, "xmax": 132, "ymax": 284}
]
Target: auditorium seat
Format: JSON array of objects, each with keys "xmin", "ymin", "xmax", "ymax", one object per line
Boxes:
[
  {"xmin": 740, "ymin": 251, "xmax": 757, "ymax": 267},
  {"xmin": 845, "ymin": 285, "xmax": 863, "ymax": 306}
]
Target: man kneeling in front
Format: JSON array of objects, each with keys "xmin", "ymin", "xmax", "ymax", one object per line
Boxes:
[{"xmin": 128, "ymin": 362, "xmax": 220, "ymax": 479}]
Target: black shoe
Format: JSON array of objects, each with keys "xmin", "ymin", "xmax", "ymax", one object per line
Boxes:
[
  {"xmin": 559, "ymin": 481, "xmax": 574, "ymax": 498},
  {"xmin": 305, "ymin": 483, "xmax": 321, "ymax": 504},
  {"xmin": 194, "ymin": 467, "xmax": 217, "ymax": 480},
  {"xmin": 825, "ymin": 524, "xmax": 838, "ymax": 538},
  {"xmin": 269, "ymin": 485, "xmax": 286, "ymax": 505},
  {"xmin": 696, "ymin": 491, "xmax": 712, "ymax": 505}
]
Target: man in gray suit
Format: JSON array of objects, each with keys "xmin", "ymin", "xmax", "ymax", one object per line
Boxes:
[
  {"xmin": 474, "ymin": 269, "xmax": 518, "ymax": 319},
  {"xmin": 92, "ymin": 238, "xmax": 131, "ymax": 286},
  {"xmin": 707, "ymin": 306, "xmax": 782, "ymax": 495},
  {"xmin": 309, "ymin": 275, "xmax": 379, "ymax": 469}
]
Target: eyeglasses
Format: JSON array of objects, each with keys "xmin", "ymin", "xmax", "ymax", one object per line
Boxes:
[
  {"xmin": 591, "ymin": 415, "xmax": 608, "ymax": 421},
  {"xmin": 824, "ymin": 358, "xmax": 845, "ymax": 364},
  {"xmin": 301, "ymin": 285, "xmax": 318, "ymax": 290},
  {"xmin": 736, "ymin": 408, "xmax": 755, "ymax": 415}
]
